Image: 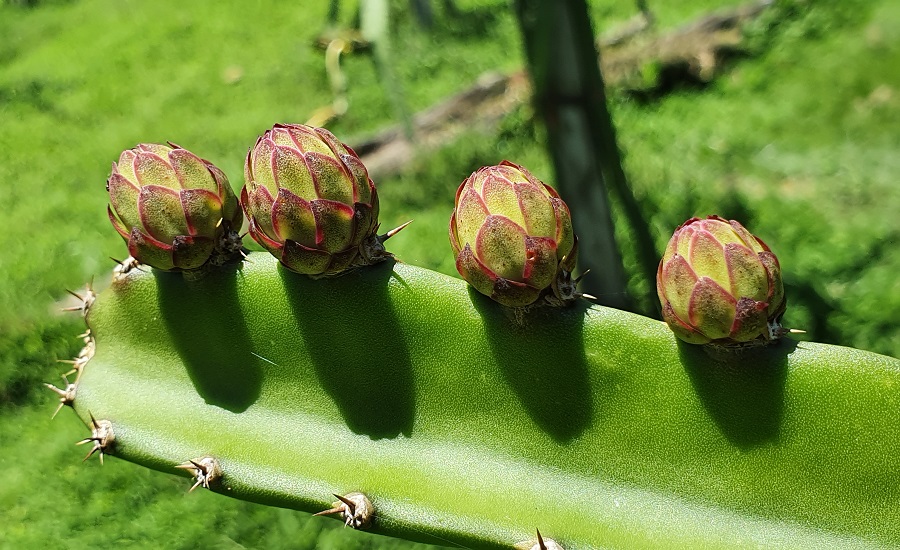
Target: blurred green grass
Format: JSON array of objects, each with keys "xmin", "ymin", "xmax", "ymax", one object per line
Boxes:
[{"xmin": 0, "ymin": 0, "xmax": 897, "ymax": 548}]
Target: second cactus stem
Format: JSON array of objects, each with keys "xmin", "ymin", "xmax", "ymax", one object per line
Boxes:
[{"xmin": 58, "ymin": 254, "xmax": 900, "ymax": 549}]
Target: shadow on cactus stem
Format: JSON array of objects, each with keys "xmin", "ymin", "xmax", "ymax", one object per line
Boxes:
[
  {"xmin": 155, "ymin": 264, "xmax": 263, "ymax": 413},
  {"xmin": 281, "ymin": 260, "xmax": 415, "ymax": 440},
  {"xmin": 470, "ymin": 290, "xmax": 595, "ymax": 444},
  {"xmin": 678, "ymin": 339, "xmax": 794, "ymax": 450}
]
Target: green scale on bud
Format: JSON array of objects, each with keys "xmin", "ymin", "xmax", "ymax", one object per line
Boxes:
[
  {"xmin": 106, "ymin": 143, "xmax": 243, "ymax": 272},
  {"xmin": 450, "ymin": 161, "xmax": 578, "ymax": 308},
  {"xmin": 657, "ymin": 215, "xmax": 786, "ymax": 346},
  {"xmin": 241, "ymin": 123, "xmax": 387, "ymax": 276}
]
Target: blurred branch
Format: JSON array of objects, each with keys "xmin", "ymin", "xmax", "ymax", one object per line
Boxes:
[
  {"xmin": 513, "ymin": 0, "xmax": 636, "ymax": 311},
  {"xmin": 311, "ymin": 0, "xmax": 413, "ymax": 135},
  {"xmin": 602, "ymin": 0, "xmax": 774, "ymax": 92},
  {"xmin": 361, "ymin": 0, "xmax": 415, "ymax": 139},
  {"xmin": 353, "ymin": 0, "xmax": 773, "ymax": 182},
  {"xmin": 354, "ymin": 72, "xmax": 529, "ymax": 179},
  {"xmin": 305, "ymin": 39, "xmax": 352, "ymax": 127}
]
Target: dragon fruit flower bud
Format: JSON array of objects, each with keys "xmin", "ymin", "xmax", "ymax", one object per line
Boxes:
[
  {"xmin": 107, "ymin": 143, "xmax": 243, "ymax": 272},
  {"xmin": 241, "ymin": 123, "xmax": 383, "ymax": 276},
  {"xmin": 449, "ymin": 160, "xmax": 578, "ymax": 308},
  {"xmin": 657, "ymin": 215, "xmax": 786, "ymax": 346}
]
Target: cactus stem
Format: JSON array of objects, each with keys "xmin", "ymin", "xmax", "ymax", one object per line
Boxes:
[
  {"xmin": 175, "ymin": 457, "xmax": 222, "ymax": 492},
  {"xmin": 76, "ymin": 413, "xmax": 115, "ymax": 464},
  {"xmin": 314, "ymin": 492, "xmax": 374, "ymax": 530}
]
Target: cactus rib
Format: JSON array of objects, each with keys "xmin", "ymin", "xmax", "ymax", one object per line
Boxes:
[{"xmin": 64, "ymin": 253, "xmax": 900, "ymax": 549}]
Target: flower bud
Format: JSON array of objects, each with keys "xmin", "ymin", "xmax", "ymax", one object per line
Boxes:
[
  {"xmin": 241, "ymin": 123, "xmax": 381, "ymax": 276},
  {"xmin": 657, "ymin": 215, "xmax": 785, "ymax": 345},
  {"xmin": 107, "ymin": 143, "xmax": 242, "ymax": 271},
  {"xmin": 449, "ymin": 161, "xmax": 577, "ymax": 307}
]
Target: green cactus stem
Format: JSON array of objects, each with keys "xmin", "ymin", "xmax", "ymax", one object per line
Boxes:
[{"xmin": 57, "ymin": 254, "xmax": 899, "ymax": 549}]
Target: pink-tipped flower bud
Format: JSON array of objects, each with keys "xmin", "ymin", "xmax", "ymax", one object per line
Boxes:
[
  {"xmin": 106, "ymin": 143, "xmax": 243, "ymax": 271},
  {"xmin": 657, "ymin": 215, "xmax": 786, "ymax": 345},
  {"xmin": 241, "ymin": 123, "xmax": 382, "ymax": 276},
  {"xmin": 449, "ymin": 161, "xmax": 578, "ymax": 307}
]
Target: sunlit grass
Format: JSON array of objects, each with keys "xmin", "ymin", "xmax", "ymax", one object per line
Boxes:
[{"xmin": 1, "ymin": 0, "xmax": 898, "ymax": 547}]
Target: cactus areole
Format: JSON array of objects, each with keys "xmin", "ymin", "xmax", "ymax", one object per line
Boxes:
[
  {"xmin": 450, "ymin": 161, "xmax": 578, "ymax": 307},
  {"xmin": 657, "ymin": 215, "xmax": 786, "ymax": 346}
]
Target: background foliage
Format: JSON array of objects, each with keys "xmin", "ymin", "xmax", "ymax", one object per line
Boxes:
[{"xmin": 0, "ymin": 0, "xmax": 897, "ymax": 547}]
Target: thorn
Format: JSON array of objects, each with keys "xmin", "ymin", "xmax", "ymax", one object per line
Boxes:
[
  {"xmin": 78, "ymin": 441, "xmax": 102, "ymax": 464},
  {"xmin": 573, "ymin": 269, "xmax": 590, "ymax": 284},
  {"xmin": 313, "ymin": 492, "xmax": 374, "ymax": 529},
  {"xmin": 65, "ymin": 289, "xmax": 84, "ymax": 302},
  {"xmin": 113, "ymin": 256, "xmax": 144, "ymax": 279},
  {"xmin": 378, "ymin": 220, "xmax": 413, "ymax": 243},
  {"xmin": 313, "ymin": 505, "xmax": 345, "ymax": 517},
  {"xmin": 111, "ymin": 255, "xmax": 145, "ymax": 271},
  {"xmin": 176, "ymin": 457, "xmax": 221, "ymax": 492},
  {"xmin": 332, "ymin": 493, "xmax": 356, "ymax": 514},
  {"xmin": 216, "ymin": 217, "xmax": 223, "ymax": 228},
  {"xmin": 313, "ymin": 493, "xmax": 356, "ymax": 517},
  {"xmin": 62, "ymin": 283, "xmax": 96, "ymax": 315},
  {"xmin": 789, "ymin": 328, "xmax": 807, "ymax": 334},
  {"xmin": 76, "ymin": 329, "xmax": 91, "ymax": 339},
  {"xmin": 45, "ymin": 382, "xmax": 70, "ymax": 399},
  {"xmin": 579, "ymin": 293, "xmax": 597, "ymax": 301},
  {"xmin": 517, "ymin": 528, "xmax": 565, "ymax": 550},
  {"xmin": 174, "ymin": 460, "xmax": 205, "ymax": 472},
  {"xmin": 46, "ymin": 375, "xmax": 75, "ymax": 420},
  {"xmin": 77, "ymin": 413, "xmax": 114, "ymax": 464},
  {"xmin": 57, "ymin": 359, "xmax": 78, "ymax": 365}
]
